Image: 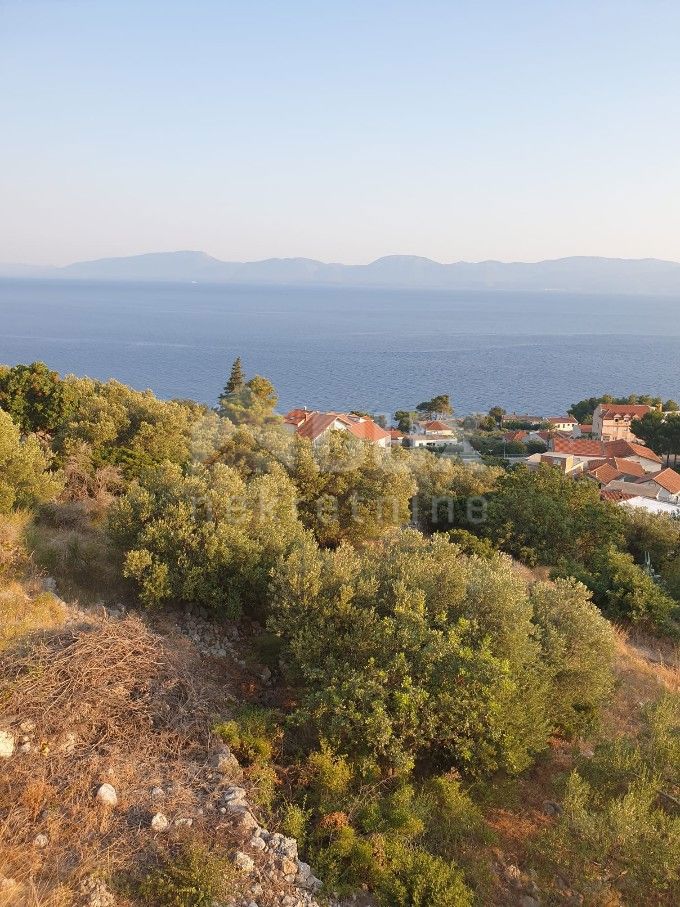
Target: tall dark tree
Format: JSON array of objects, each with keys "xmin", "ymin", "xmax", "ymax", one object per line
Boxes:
[{"xmin": 223, "ymin": 357, "xmax": 245, "ymax": 399}]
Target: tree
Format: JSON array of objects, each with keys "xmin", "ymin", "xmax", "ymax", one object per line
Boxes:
[
  {"xmin": 290, "ymin": 433, "xmax": 415, "ymax": 547},
  {"xmin": 108, "ymin": 461, "xmax": 305, "ymax": 616},
  {"xmin": 0, "ymin": 361, "xmax": 77, "ymax": 435},
  {"xmin": 223, "ymin": 356, "xmax": 245, "ymax": 398},
  {"xmin": 219, "ymin": 374, "xmax": 280, "ymax": 426},
  {"xmin": 485, "ymin": 465, "xmax": 625, "ymax": 567},
  {"xmin": 632, "ymin": 411, "xmax": 680, "ymax": 466},
  {"xmin": 416, "ymin": 395, "xmax": 453, "ymax": 419},
  {"xmin": 0, "ymin": 409, "xmax": 62, "ymax": 512},
  {"xmin": 394, "ymin": 410, "xmax": 416, "ymax": 433},
  {"xmin": 488, "ymin": 406, "xmax": 506, "ymax": 426}
]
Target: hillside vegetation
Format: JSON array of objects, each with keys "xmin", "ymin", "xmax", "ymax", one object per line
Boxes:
[{"xmin": 0, "ymin": 361, "xmax": 679, "ymax": 907}]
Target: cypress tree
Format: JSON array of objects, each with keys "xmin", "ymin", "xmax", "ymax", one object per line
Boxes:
[{"xmin": 223, "ymin": 357, "xmax": 245, "ymax": 398}]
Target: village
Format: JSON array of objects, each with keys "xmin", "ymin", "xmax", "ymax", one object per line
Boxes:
[{"xmin": 281, "ymin": 400, "xmax": 680, "ymax": 518}]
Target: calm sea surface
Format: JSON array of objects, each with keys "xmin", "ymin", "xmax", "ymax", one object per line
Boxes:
[{"xmin": 1, "ymin": 279, "xmax": 679, "ymax": 416}]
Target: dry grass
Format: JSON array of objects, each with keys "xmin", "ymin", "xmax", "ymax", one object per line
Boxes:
[
  {"xmin": 0, "ymin": 585, "xmax": 67, "ymax": 654},
  {"xmin": 0, "ymin": 616, "xmax": 243, "ymax": 906}
]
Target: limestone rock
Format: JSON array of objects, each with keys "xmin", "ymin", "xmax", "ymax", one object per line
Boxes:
[
  {"xmin": 0, "ymin": 730, "xmax": 15, "ymax": 759},
  {"xmin": 95, "ymin": 783, "xmax": 118, "ymax": 807},
  {"xmin": 233, "ymin": 851, "xmax": 255, "ymax": 872},
  {"xmin": 150, "ymin": 812, "xmax": 169, "ymax": 832}
]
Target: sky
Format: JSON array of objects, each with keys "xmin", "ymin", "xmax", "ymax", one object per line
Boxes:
[{"xmin": 1, "ymin": 0, "xmax": 680, "ymax": 266}]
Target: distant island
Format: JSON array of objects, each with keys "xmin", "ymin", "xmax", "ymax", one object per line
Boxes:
[{"xmin": 3, "ymin": 251, "xmax": 680, "ymax": 295}]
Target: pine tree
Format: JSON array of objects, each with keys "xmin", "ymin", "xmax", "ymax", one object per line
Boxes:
[{"xmin": 222, "ymin": 357, "xmax": 245, "ymax": 399}]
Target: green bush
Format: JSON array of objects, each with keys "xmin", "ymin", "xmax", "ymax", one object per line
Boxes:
[
  {"xmin": 213, "ymin": 705, "xmax": 282, "ymax": 765},
  {"xmin": 139, "ymin": 845, "xmax": 236, "ymax": 907},
  {"xmin": 534, "ymin": 695, "xmax": 680, "ymax": 904},
  {"xmin": 375, "ymin": 843, "xmax": 472, "ymax": 907}
]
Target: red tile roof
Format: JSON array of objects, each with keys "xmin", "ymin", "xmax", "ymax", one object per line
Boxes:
[
  {"xmin": 601, "ymin": 489, "xmax": 636, "ymax": 502},
  {"xmin": 423, "ymin": 420, "xmax": 451, "ymax": 431},
  {"xmin": 345, "ymin": 419, "xmax": 391, "ymax": 443},
  {"xmin": 579, "ymin": 424, "xmax": 593, "ymax": 434},
  {"xmin": 389, "ymin": 429, "xmax": 405, "ymax": 440},
  {"xmin": 552, "ymin": 437, "xmax": 661, "ymax": 462},
  {"xmin": 548, "ymin": 415, "xmax": 578, "ymax": 424},
  {"xmin": 588, "ymin": 464, "xmax": 623, "ymax": 486},
  {"xmin": 295, "ymin": 411, "xmax": 342, "ymax": 441},
  {"xmin": 643, "ymin": 467, "xmax": 680, "ymax": 494},
  {"xmin": 606, "ymin": 440, "xmax": 662, "ymax": 463},
  {"xmin": 599, "ymin": 404, "xmax": 652, "ymax": 418}
]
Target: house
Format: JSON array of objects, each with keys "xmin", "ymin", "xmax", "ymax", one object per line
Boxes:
[
  {"xmin": 547, "ymin": 416, "xmax": 578, "ymax": 432},
  {"xmin": 421, "ymin": 420, "xmax": 454, "ymax": 436},
  {"xmin": 525, "ymin": 452, "xmax": 591, "ymax": 477},
  {"xmin": 586, "ymin": 458, "xmax": 647, "ymax": 486},
  {"xmin": 609, "ymin": 467, "xmax": 680, "ymax": 505},
  {"xmin": 578, "ymin": 424, "xmax": 593, "ymax": 437},
  {"xmin": 591, "ymin": 403, "xmax": 652, "ymax": 442},
  {"xmin": 283, "ymin": 410, "xmax": 391, "ymax": 448},
  {"xmin": 406, "ymin": 433, "xmax": 458, "ymax": 450},
  {"xmin": 503, "ymin": 430, "xmax": 528, "ymax": 443},
  {"xmin": 550, "ymin": 437, "xmax": 662, "ymax": 473},
  {"xmin": 389, "ymin": 428, "xmax": 405, "ymax": 447}
]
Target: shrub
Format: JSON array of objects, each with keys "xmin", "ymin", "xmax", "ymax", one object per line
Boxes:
[
  {"xmin": 375, "ymin": 843, "xmax": 472, "ymax": 907},
  {"xmin": 534, "ymin": 695, "xmax": 680, "ymax": 904},
  {"xmin": 213, "ymin": 705, "xmax": 282, "ymax": 765},
  {"xmin": 530, "ymin": 578, "xmax": 615, "ymax": 735},
  {"xmin": 139, "ymin": 845, "xmax": 237, "ymax": 907}
]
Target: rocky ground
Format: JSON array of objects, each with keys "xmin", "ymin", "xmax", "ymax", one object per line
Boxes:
[{"xmin": 0, "ymin": 583, "xmax": 331, "ymax": 907}]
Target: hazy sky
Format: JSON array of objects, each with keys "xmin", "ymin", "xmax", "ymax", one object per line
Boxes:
[{"xmin": 2, "ymin": 0, "xmax": 680, "ymax": 265}]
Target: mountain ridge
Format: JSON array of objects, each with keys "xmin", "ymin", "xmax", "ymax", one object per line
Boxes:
[{"xmin": 3, "ymin": 251, "xmax": 680, "ymax": 294}]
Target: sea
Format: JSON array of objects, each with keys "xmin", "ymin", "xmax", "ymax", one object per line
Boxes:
[{"xmin": 1, "ymin": 278, "xmax": 679, "ymax": 418}]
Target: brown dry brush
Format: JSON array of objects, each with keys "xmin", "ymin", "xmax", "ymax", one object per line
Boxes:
[{"xmin": 0, "ymin": 616, "xmax": 241, "ymax": 905}]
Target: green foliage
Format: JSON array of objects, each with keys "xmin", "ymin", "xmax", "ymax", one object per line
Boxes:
[
  {"xmin": 0, "ymin": 408, "xmax": 63, "ymax": 512},
  {"xmin": 270, "ymin": 532, "xmax": 555, "ymax": 777},
  {"xmin": 219, "ymin": 371, "xmax": 280, "ymax": 426},
  {"xmin": 409, "ymin": 451, "xmax": 499, "ymax": 533},
  {"xmin": 223, "ymin": 356, "xmax": 245, "ymax": 397},
  {"xmin": 213, "ymin": 705, "xmax": 282, "ymax": 765},
  {"xmin": 529, "ymin": 578, "xmax": 615, "ymax": 735},
  {"xmin": 632, "ymin": 410, "xmax": 680, "ymax": 466},
  {"xmin": 138, "ymin": 844, "xmax": 236, "ymax": 907},
  {"xmin": 416, "ymin": 394, "xmax": 453, "ymax": 418},
  {"xmin": 394, "ymin": 409, "xmax": 417, "ymax": 433},
  {"xmin": 446, "ymin": 529, "xmax": 497, "ymax": 559},
  {"xmin": 108, "ymin": 462, "xmax": 305, "ymax": 614},
  {"xmin": 374, "ymin": 843, "xmax": 472, "ymax": 907},
  {"xmin": 559, "ymin": 545, "xmax": 678, "ymax": 628},
  {"xmin": 485, "ymin": 464, "xmax": 625, "ymax": 566},
  {"xmin": 291, "ymin": 434, "xmax": 416, "ymax": 547},
  {"xmin": 0, "ymin": 361, "xmax": 77, "ymax": 434},
  {"xmin": 534, "ymin": 695, "xmax": 680, "ymax": 904}
]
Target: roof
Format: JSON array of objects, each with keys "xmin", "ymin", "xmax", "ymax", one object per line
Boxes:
[
  {"xmin": 619, "ymin": 496, "xmax": 680, "ymax": 516},
  {"xmin": 641, "ymin": 467, "xmax": 680, "ymax": 494},
  {"xmin": 548, "ymin": 415, "xmax": 577, "ymax": 424},
  {"xmin": 552, "ymin": 437, "xmax": 662, "ymax": 462},
  {"xmin": 579, "ymin": 424, "xmax": 593, "ymax": 433},
  {"xmin": 589, "ymin": 463, "xmax": 623, "ymax": 486},
  {"xmin": 389, "ymin": 428, "xmax": 405, "ymax": 440},
  {"xmin": 423, "ymin": 420, "xmax": 451, "ymax": 431},
  {"xmin": 345, "ymin": 420, "xmax": 391, "ymax": 443},
  {"xmin": 606, "ymin": 440, "xmax": 662, "ymax": 463},
  {"xmin": 598, "ymin": 403, "xmax": 652, "ymax": 418},
  {"xmin": 587, "ymin": 458, "xmax": 646, "ymax": 478},
  {"xmin": 601, "ymin": 489, "xmax": 636, "ymax": 502},
  {"xmin": 295, "ymin": 411, "xmax": 342, "ymax": 441}
]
